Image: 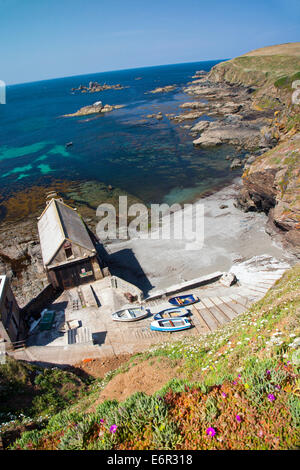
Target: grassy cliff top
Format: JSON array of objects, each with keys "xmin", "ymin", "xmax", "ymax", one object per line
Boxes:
[
  {"xmin": 241, "ymin": 42, "xmax": 300, "ymax": 57},
  {"xmin": 208, "ymin": 42, "xmax": 300, "ymax": 97}
]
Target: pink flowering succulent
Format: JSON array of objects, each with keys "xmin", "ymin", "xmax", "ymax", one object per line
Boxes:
[
  {"xmin": 206, "ymin": 427, "xmax": 216, "ymax": 437},
  {"xmin": 110, "ymin": 424, "xmax": 118, "ymax": 433}
]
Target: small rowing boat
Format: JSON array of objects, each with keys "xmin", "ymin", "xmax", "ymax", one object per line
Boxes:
[
  {"xmin": 168, "ymin": 294, "xmax": 199, "ymax": 306},
  {"xmin": 153, "ymin": 307, "xmax": 190, "ymax": 321},
  {"xmin": 112, "ymin": 306, "xmax": 148, "ymax": 322},
  {"xmin": 150, "ymin": 317, "xmax": 192, "ymax": 332}
]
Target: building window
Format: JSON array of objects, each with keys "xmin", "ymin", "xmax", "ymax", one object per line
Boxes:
[{"xmin": 65, "ymin": 247, "xmax": 73, "ymax": 259}]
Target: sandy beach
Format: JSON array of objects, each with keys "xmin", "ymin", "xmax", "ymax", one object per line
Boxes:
[{"xmin": 105, "ymin": 178, "xmax": 294, "ymax": 295}]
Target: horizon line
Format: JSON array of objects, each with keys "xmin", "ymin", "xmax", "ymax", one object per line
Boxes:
[{"xmin": 7, "ymin": 58, "xmax": 230, "ymax": 87}]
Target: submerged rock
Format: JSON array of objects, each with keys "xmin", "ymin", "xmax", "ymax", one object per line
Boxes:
[
  {"xmin": 147, "ymin": 85, "xmax": 176, "ymax": 94},
  {"xmin": 146, "ymin": 112, "xmax": 163, "ymax": 120},
  {"xmin": 230, "ymin": 158, "xmax": 243, "ymax": 169}
]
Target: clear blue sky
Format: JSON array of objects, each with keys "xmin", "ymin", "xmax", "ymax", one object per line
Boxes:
[{"xmin": 1, "ymin": 0, "xmax": 299, "ymax": 85}]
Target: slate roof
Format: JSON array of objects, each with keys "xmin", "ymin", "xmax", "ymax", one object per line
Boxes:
[{"xmin": 37, "ymin": 199, "xmax": 95, "ymax": 266}]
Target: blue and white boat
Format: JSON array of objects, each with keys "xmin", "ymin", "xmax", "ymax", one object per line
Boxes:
[
  {"xmin": 153, "ymin": 307, "xmax": 190, "ymax": 321},
  {"xmin": 168, "ymin": 294, "xmax": 199, "ymax": 306},
  {"xmin": 150, "ymin": 317, "xmax": 192, "ymax": 332}
]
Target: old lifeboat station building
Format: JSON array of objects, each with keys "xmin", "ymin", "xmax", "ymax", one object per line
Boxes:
[{"xmin": 38, "ymin": 196, "xmax": 103, "ymax": 290}]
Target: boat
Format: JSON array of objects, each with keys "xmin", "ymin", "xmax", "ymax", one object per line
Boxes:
[
  {"xmin": 153, "ymin": 307, "xmax": 190, "ymax": 321},
  {"xmin": 150, "ymin": 317, "xmax": 192, "ymax": 332},
  {"xmin": 168, "ymin": 294, "xmax": 199, "ymax": 306},
  {"xmin": 112, "ymin": 306, "xmax": 148, "ymax": 322}
]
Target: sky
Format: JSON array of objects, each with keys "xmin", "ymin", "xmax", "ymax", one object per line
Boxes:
[{"xmin": 0, "ymin": 0, "xmax": 299, "ymax": 85}]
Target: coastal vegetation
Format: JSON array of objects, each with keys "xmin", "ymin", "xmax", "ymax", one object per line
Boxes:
[{"xmin": 1, "ymin": 264, "xmax": 299, "ymax": 450}]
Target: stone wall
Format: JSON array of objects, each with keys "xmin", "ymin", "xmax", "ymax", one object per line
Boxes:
[{"xmin": 22, "ymin": 283, "xmax": 60, "ymax": 321}]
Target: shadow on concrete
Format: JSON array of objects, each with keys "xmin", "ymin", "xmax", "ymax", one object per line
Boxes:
[
  {"xmin": 92, "ymin": 331, "xmax": 107, "ymax": 346},
  {"xmin": 87, "ymin": 226, "xmax": 153, "ymax": 296},
  {"xmin": 106, "ymin": 248, "xmax": 153, "ymax": 296},
  {"xmin": 26, "ymin": 303, "xmax": 68, "ymax": 347},
  {"xmin": 50, "ymin": 301, "xmax": 68, "ymax": 312},
  {"xmin": 87, "ymin": 227, "xmax": 108, "ymax": 271},
  {"xmin": 90, "ymin": 285, "xmax": 101, "ymax": 307},
  {"xmin": 27, "ymin": 330, "xmax": 65, "ymax": 347},
  {"xmin": 23, "ymin": 286, "xmax": 64, "ymax": 321}
]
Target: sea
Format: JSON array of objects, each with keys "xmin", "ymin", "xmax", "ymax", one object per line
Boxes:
[{"xmin": 0, "ymin": 60, "xmax": 241, "ymax": 210}]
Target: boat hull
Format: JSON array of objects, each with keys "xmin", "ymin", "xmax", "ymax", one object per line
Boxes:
[
  {"xmin": 112, "ymin": 307, "xmax": 148, "ymax": 322},
  {"xmin": 150, "ymin": 318, "xmax": 192, "ymax": 332},
  {"xmin": 154, "ymin": 307, "xmax": 190, "ymax": 321},
  {"xmin": 169, "ymin": 294, "xmax": 199, "ymax": 306}
]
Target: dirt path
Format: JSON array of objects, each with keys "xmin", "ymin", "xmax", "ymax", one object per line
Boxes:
[{"xmin": 87, "ymin": 357, "xmax": 183, "ymax": 412}]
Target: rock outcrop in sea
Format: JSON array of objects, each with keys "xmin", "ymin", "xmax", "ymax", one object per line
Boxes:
[
  {"xmin": 71, "ymin": 81, "xmax": 125, "ymax": 93},
  {"xmin": 63, "ymin": 102, "xmax": 125, "ymax": 117},
  {"xmin": 147, "ymin": 85, "xmax": 176, "ymax": 94}
]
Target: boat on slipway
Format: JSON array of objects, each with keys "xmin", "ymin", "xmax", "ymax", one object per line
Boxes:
[
  {"xmin": 112, "ymin": 306, "xmax": 148, "ymax": 322},
  {"xmin": 150, "ymin": 317, "xmax": 192, "ymax": 332},
  {"xmin": 168, "ymin": 294, "xmax": 199, "ymax": 306},
  {"xmin": 153, "ymin": 307, "xmax": 190, "ymax": 321}
]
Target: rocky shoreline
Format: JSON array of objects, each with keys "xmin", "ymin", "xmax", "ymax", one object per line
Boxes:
[
  {"xmin": 169, "ymin": 75, "xmax": 275, "ymax": 155},
  {"xmin": 148, "ymin": 46, "xmax": 299, "ymax": 254}
]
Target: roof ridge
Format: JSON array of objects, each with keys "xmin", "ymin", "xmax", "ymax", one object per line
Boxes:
[{"xmin": 53, "ymin": 199, "xmax": 67, "ymax": 240}]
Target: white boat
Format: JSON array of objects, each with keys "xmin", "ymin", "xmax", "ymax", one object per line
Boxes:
[
  {"xmin": 112, "ymin": 306, "xmax": 148, "ymax": 322},
  {"xmin": 150, "ymin": 317, "xmax": 192, "ymax": 332}
]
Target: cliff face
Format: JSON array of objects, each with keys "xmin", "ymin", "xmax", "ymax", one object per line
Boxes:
[
  {"xmin": 208, "ymin": 43, "xmax": 300, "ymax": 253},
  {"xmin": 237, "ymin": 136, "xmax": 300, "ymax": 250}
]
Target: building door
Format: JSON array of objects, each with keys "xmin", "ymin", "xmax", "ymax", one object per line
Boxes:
[{"xmin": 54, "ymin": 260, "xmax": 95, "ymax": 289}]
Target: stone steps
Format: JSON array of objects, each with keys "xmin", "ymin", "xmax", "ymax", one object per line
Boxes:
[{"xmin": 66, "ymin": 327, "xmax": 93, "ymax": 345}]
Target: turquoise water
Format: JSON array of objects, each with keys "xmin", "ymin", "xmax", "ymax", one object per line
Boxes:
[{"xmin": 0, "ymin": 61, "xmax": 240, "ymax": 204}]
